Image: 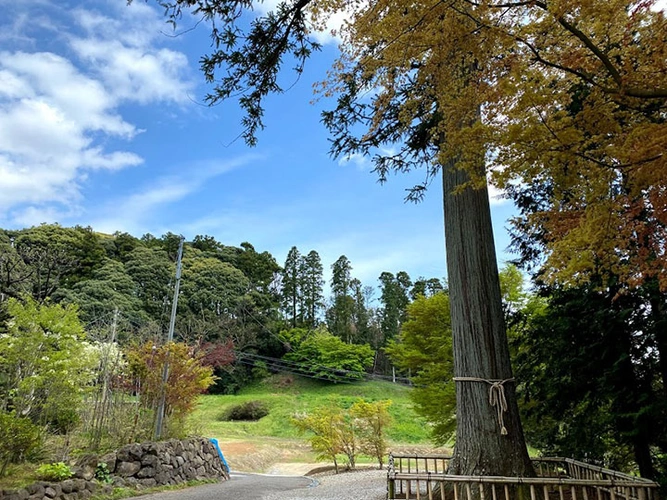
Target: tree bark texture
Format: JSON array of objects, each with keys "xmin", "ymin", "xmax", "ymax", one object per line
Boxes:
[{"xmin": 442, "ymin": 160, "xmax": 534, "ymax": 477}]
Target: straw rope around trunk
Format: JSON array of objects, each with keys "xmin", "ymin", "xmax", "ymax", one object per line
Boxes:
[{"xmin": 453, "ymin": 377, "xmax": 515, "ymax": 435}]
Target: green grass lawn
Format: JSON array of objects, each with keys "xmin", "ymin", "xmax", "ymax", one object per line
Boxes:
[{"xmin": 189, "ymin": 374, "xmax": 433, "ymax": 445}]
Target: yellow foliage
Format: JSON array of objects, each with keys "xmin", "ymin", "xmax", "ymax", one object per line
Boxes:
[{"xmin": 309, "ymin": 0, "xmax": 667, "ymax": 290}]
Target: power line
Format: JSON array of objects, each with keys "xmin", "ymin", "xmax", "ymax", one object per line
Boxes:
[
  {"xmin": 234, "ymin": 350, "xmax": 411, "ymax": 386},
  {"xmin": 233, "ymin": 357, "xmax": 360, "ymax": 384}
]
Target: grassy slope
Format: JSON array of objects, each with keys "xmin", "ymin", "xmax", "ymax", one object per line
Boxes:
[{"xmin": 189, "ymin": 374, "xmax": 432, "ymax": 445}]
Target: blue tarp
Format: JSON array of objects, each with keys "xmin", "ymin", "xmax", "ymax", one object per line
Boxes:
[{"xmin": 209, "ymin": 438, "xmax": 230, "ymax": 473}]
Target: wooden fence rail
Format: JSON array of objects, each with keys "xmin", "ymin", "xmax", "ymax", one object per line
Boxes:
[{"xmin": 387, "ymin": 455, "xmax": 659, "ymax": 500}]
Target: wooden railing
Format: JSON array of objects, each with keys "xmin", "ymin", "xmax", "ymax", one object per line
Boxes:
[{"xmin": 387, "ymin": 455, "xmax": 659, "ymax": 500}]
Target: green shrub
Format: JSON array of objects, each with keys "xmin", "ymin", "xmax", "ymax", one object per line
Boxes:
[
  {"xmin": 219, "ymin": 401, "xmax": 269, "ymax": 421},
  {"xmin": 95, "ymin": 462, "xmax": 112, "ymax": 484},
  {"xmin": 35, "ymin": 462, "xmax": 73, "ymax": 482},
  {"xmin": 0, "ymin": 412, "xmax": 43, "ymax": 476},
  {"xmin": 284, "ymin": 329, "xmax": 374, "ymax": 382}
]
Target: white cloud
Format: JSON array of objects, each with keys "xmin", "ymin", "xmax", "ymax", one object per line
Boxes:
[
  {"xmin": 89, "ymin": 156, "xmax": 259, "ymax": 235},
  {"xmin": 338, "ymin": 152, "xmax": 371, "ymax": 170},
  {"xmin": 0, "ymin": 51, "xmax": 143, "ymax": 214},
  {"xmin": 69, "ymin": 3, "xmax": 194, "ymax": 105},
  {"xmin": 0, "ymin": 52, "xmax": 134, "ymax": 136},
  {"xmin": 0, "ymin": 1, "xmax": 195, "ymax": 224},
  {"xmin": 70, "ymin": 39, "xmax": 192, "ymax": 104}
]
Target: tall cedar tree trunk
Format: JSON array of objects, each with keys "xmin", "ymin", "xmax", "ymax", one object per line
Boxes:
[
  {"xmin": 648, "ymin": 292, "xmax": 667, "ymax": 401},
  {"xmin": 611, "ymin": 290, "xmax": 655, "ymax": 479},
  {"xmin": 442, "ymin": 159, "xmax": 534, "ymax": 477}
]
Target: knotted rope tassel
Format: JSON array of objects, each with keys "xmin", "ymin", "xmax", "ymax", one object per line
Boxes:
[{"xmin": 453, "ymin": 377, "xmax": 515, "ymax": 435}]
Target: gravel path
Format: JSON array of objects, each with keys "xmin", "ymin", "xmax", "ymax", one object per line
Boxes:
[
  {"xmin": 140, "ymin": 473, "xmax": 313, "ymax": 500},
  {"xmin": 139, "ymin": 469, "xmax": 387, "ymax": 500},
  {"xmin": 264, "ymin": 469, "xmax": 387, "ymax": 500}
]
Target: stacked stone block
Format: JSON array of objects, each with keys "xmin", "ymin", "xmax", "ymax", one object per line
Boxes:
[{"xmin": 0, "ymin": 438, "xmax": 229, "ymax": 500}]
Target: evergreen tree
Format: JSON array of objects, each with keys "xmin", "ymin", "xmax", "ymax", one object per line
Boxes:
[
  {"xmin": 107, "ymin": 231, "xmax": 140, "ymax": 262},
  {"xmin": 330, "ymin": 255, "xmax": 352, "ymax": 297},
  {"xmin": 378, "ymin": 271, "xmax": 411, "ymax": 345},
  {"xmin": 350, "ymin": 278, "xmax": 370, "ymax": 344},
  {"xmin": 281, "ymin": 246, "xmax": 302, "ymax": 328},
  {"xmin": 191, "ymin": 234, "xmax": 221, "ymax": 253},
  {"xmin": 301, "ymin": 250, "xmax": 324, "ymax": 328},
  {"xmin": 328, "ymin": 255, "xmax": 355, "ymax": 342},
  {"xmin": 237, "ymin": 242, "xmax": 281, "ymax": 294},
  {"xmin": 58, "ymin": 259, "xmax": 148, "ymax": 327},
  {"xmin": 514, "ymin": 282, "xmax": 666, "ymax": 479},
  {"xmin": 411, "ymin": 277, "xmax": 445, "ymax": 300}
]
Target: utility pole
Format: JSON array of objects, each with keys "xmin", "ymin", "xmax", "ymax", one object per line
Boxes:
[
  {"xmin": 154, "ymin": 236, "xmax": 185, "ymax": 440},
  {"xmin": 92, "ymin": 307, "xmax": 119, "ymax": 449}
]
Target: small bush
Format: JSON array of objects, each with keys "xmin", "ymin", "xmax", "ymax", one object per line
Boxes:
[
  {"xmin": 219, "ymin": 401, "xmax": 269, "ymax": 421},
  {"xmin": 35, "ymin": 462, "xmax": 73, "ymax": 482},
  {"xmin": 0, "ymin": 412, "xmax": 43, "ymax": 476},
  {"xmin": 271, "ymin": 374, "xmax": 295, "ymax": 389},
  {"xmin": 95, "ymin": 462, "xmax": 112, "ymax": 483}
]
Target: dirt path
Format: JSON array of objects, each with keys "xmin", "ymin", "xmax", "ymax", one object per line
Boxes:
[
  {"xmin": 215, "ymin": 438, "xmax": 450, "ymax": 475},
  {"xmin": 216, "ymin": 438, "xmax": 322, "ymax": 473}
]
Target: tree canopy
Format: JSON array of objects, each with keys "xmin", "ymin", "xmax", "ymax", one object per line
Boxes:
[{"xmin": 139, "ymin": 0, "xmax": 665, "ymax": 292}]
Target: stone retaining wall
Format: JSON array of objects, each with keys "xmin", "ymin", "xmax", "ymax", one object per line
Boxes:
[{"xmin": 0, "ymin": 437, "xmax": 229, "ymax": 500}]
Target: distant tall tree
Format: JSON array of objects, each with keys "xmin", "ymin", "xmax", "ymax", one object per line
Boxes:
[
  {"xmin": 411, "ymin": 277, "xmax": 446, "ymax": 300},
  {"xmin": 281, "ymin": 246, "xmax": 302, "ymax": 328},
  {"xmin": 71, "ymin": 226, "xmax": 106, "ymax": 283},
  {"xmin": 140, "ymin": 233, "xmax": 159, "ymax": 247},
  {"xmin": 395, "ymin": 272, "xmax": 412, "ymax": 320},
  {"xmin": 350, "ymin": 278, "xmax": 370, "ymax": 344},
  {"xmin": 158, "ymin": 232, "xmax": 183, "ymax": 262},
  {"xmin": 328, "ymin": 256, "xmax": 355, "ymax": 342},
  {"xmin": 181, "ymin": 256, "xmax": 250, "ymax": 321},
  {"xmin": 236, "ymin": 242, "xmax": 281, "ymax": 294},
  {"xmin": 330, "ymin": 255, "xmax": 352, "ymax": 297},
  {"xmin": 301, "ymin": 250, "xmax": 324, "ymax": 328},
  {"xmin": 191, "ymin": 234, "xmax": 221, "ymax": 254},
  {"xmin": 378, "ymin": 271, "xmax": 412, "ymax": 345}
]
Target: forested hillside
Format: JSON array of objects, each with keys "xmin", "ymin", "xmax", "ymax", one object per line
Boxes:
[{"xmin": 0, "ymin": 224, "xmax": 444, "ymax": 391}]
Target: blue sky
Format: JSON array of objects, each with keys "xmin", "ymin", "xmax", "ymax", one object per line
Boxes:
[{"xmin": 0, "ymin": 0, "xmax": 527, "ymax": 291}]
